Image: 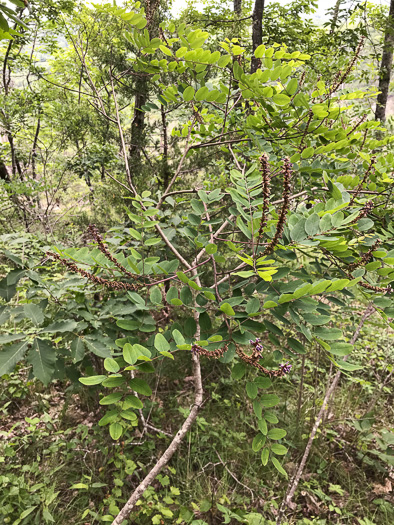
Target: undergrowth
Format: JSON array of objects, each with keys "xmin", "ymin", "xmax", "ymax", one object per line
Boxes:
[{"xmin": 1, "ymin": 331, "xmax": 393, "ymax": 525}]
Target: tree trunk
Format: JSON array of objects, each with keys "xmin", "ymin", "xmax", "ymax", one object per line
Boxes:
[
  {"xmin": 129, "ymin": 0, "xmax": 160, "ymax": 173},
  {"xmin": 129, "ymin": 78, "xmax": 147, "ymax": 169},
  {"xmin": 375, "ymin": 0, "xmax": 394, "ymax": 122},
  {"xmin": 7, "ymin": 131, "xmax": 23, "ymax": 180},
  {"xmin": 31, "ymin": 115, "xmax": 41, "ymax": 179},
  {"xmin": 329, "ymin": 0, "xmax": 342, "ymax": 34},
  {"xmin": 251, "ymin": 0, "xmax": 265, "ymax": 73},
  {"xmin": 0, "ymin": 159, "xmax": 10, "ymax": 182},
  {"xmin": 160, "ymin": 106, "xmax": 170, "ymax": 190},
  {"xmin": 232, "ymin": 0, "xmax": 243, "ymax": 103}
]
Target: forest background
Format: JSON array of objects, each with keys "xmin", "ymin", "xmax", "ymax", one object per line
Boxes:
[{"xmin": 1, "ymin": 0, "xmax": 394, "ymax": 524}]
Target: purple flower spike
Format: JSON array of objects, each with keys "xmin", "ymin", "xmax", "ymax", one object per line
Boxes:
[
  {"xmin": 280, "ymin": 361, "xmax": 292, "ymax": 374},
  {"xmin": 249, "ymin": 339, "xmax": 254, "ymax": 345}
]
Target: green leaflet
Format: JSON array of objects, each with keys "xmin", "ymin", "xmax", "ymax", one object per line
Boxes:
[
  {"xmin": 253, "ymin": 433, "xmax": 266, "ymax": 452},
  {"xmin": 258, "ymin": 418, "xmax": 268, "ymax": 435},
  {"xmin": 246, "ymin": 382, "xmax": 258, "ymax": 399},
  {"xmin": 271, "ymin": 444, "xmax": 288, "ymax": 455},
  {"xmin": 220, "ymin": 303, "xmax": 235, "ymax": 316},
  {"xmin": 100, "ymin": 392, "xmax": 123, "ymax": 405},
  {"xmin": 0, "ymin": 340, "xmax": 29, "ymax": 377},
  {"xmin": 80, "ymin": 375, "xmax": 107, "ymax": 386},
  {"xmin": 41, "ymin": 320, "xmax": 78, "ymax": 333},
  {"xmin": 271, "ymin": 457, "xmax": 288, "ymax": 478},
  {"xmin": 24, "ymin": 304, "xmax": 44, "ymax": 326},
  {"xmin": 27, "ymin": 339, "xmax": 57, "ymax": 385},
  {"xmin": 261, "ymin": 448, "xmax": 269, "ymax": 466},
  {"xmin": 267, "ymin": 428, "xmax": 287, "ymax": 440},
  {"xmin": 104, "ymin": 358, "xmax": 120, "ymax": 373},
  {"xmin": 183, "ymin": 85, "xmax": 195, "ymax": 101},
  {"xmin": 0, "ymin": 269, "xmax": 25, "ymax": 301},
  {"xmin": 71, "ymin": 338, "xmax": 85, "ymax": 363},
  {"xmin": 129, "ymin": 377, "xmax": 152, "ymax": 396},
  {"xmin": 109, "ymin": 422, "xmax": 123, "ymax": 440},
  {"xmin": 261, "ymin": 394, "xmax": 280, "ymax": 407},
  {"xmin": 154, "ymin": 333, "xmax": 170, "ymax": 352}
]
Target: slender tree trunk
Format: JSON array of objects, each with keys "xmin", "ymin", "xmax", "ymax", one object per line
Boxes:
[
  {"xmin": 129, "ymin": 0, "xmax": 160, "ymax": 172},
  {"xmin": 0, "ymin": 159, "xmax": 11, "ymax": 182},
  {"xmin": 375, "ymin": 0, "xmax": 394, "ymax": 122},
  {"xmin": 129, "ymin": 77, "xmax": 147, "ymax": 168},
  {"xmin": 31, "ymin": 116, "xmax": 41, "ymax": 180},
  {"xmin": 113, "ymin": 313, "xmax": 203, "ymax": 525},
  {"xmin": 7, "ymin": 132, "xmax": 23, "ymax": 180},
  {"xmin": 251, "ymin": 0, "xmax": 265, "ymax": 73},
  {"xmin": 329, "ymin": 0, "xmax": 342, "ymax": 34},
  {"xmin": 0, "ymin": 158, "xmax": 30, "ymax": 229},
  {"xmin": 2, "ymin": 38, "xmax": 14, "ymax": 95},
  {"xmin": 232, "ymin": 0, "xmax": 243, "ymax": 103},
  {"xmin": 160, "ymin": 106, "xmax": 170, "ymax": 190}
]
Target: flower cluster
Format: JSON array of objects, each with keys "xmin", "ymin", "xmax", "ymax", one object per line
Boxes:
[
  {"xmin": 88, "ymin": 224, "xmax": 140, "ymax": 279},
  {"xmin": 280, "ymin": 362, "xmax": 292, "ymax": 374},
  {"xmin": 263, "ymin": 157, "xmax": 292, "ymax": 256},
  {"xmin": 351, "ymin": 200, "xmax": 374, "ymax": 224},
  {"xmin": 249, "ymin": 338, "xmax": 263, "ymax": 353},
  {"xmin": 191, "ymin": 344, "xmax": 228, "ymax": 359},
  {"xmin": 349, "ymin": 156, "xmax": 375, "ymax": 205},
  {"xmin": 249, "ymin": 339, "xmax": 293, "ymax": 376},
  {"xmin": 47, "ymin": 251, "xmax": 138, "ymax": 291},
  {"xmin": 191, "ymin": 338, "xmax": 293, "ymax": 378},
  {"xmin": 191, "ymin": 344, "xmax": 199, "ymax": 355},
  {"xmin": 257, "ymin": 154, "xmax": 271, "ymax": 238},
  {"xmin": 347, "ymin": 238, "xmax": 381, "ymax": 272}
]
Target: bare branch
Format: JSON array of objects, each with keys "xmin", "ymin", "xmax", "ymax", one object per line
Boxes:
[{"xmin": 276, "ymin": 304, "xmax": 375, "ymax": 524}]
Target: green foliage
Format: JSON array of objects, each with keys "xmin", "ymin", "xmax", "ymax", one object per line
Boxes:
[
  {"xmin": 1, "ymin": 1, "xmax": 394, "ymax": 523},
  {"xmin": 0, "ymin": 0, "xmax": 27, "ymax": 41}
]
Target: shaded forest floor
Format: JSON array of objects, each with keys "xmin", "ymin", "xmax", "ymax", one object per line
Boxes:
[{"xmin": 1, "ymin": 336, "xmax": 393, "ymax": 525}]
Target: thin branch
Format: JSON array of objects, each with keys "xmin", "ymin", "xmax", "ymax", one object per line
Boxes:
[
  {"xmin": 276, "ymin": 304, "xmax": 375, "ymax": 524},
  {"xmin": 215, "ymin": 450, "xmax": 255, "ymax": 500},
  {"xmin": 155, "ymin": 224, "xmax": 192, "ymax": 270},
  {"xmin": 65, "ymin": 20, "xmax": 108, "ymax": 116},
  {"xmin": 109, "ymin": 70, "xmax": 137, "ymax": 195},
  {"xmin": 39, "ymin": 73, "xmax": 99, "ymax": 99},
  {"xmin": 190, "ymin": 138, "xmax": 249, "ymax": 150},
  {"xmin": 192, "ymin": 215, "xmax": 235, "ymax": 268},
  {"xmin": 203, "ymin": 201, "xmax": 221, "ymax": 301},
  {"xmin": 158, "ymin": 118, "xmax": 196, "ymax": 208},
  {"xmin": 112, "ymin": 305, "xmax": 203, "ymax": 525},
  {"xmin": 105, "ymin": 170, "xmax": 133, "ymax": 194}
]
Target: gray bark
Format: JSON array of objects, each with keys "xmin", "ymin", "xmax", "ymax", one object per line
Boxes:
[
  {"xmin": 375, "ymin": 0, "xmax": 394, "ymax": 122},
  {"xmin": 251, "ymin": 0, "xmax": 265, "ymax": 73},
  {"xmin": 329, "ymin": 0, "xmax": 342, "ymax": 34},
  {"xmin": 0, "ymin": 159, "xmax": 10, "ymax": 182},
  {"xmin": 112, "ymin": 328, "xmax": 203, "ymax": 525},
  {"xmin": 234, "ymin": 0, "xmax": 242, "ymax": 16}
]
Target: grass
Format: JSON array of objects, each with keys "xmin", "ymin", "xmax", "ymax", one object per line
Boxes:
[{"xmin": 0, "ymin": 320, "xmax": 393, "ymax": 524}]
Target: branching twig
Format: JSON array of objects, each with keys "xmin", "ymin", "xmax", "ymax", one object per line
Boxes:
[
  {"xmin": 276, "ymin": 304, "xmax": 375, "ymax": 524},
  {"xmin": 263, "ymin": 158, "xmax": 292, "ymax": 255},
  {"xmin": 112, "ymin": 302, "xmax": 203, "ymax": 525},
  {"xmin": 215, "ymin": 450, "xmax": 255, "ymax": 500}
]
